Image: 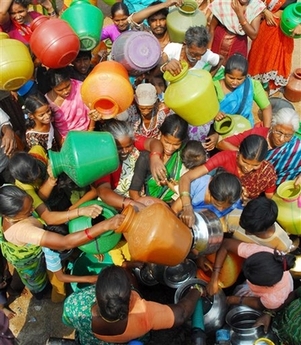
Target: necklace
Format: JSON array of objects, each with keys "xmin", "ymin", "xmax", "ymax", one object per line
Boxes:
[{"xmin": 99, "ymin": 312, "xmax": 120, "ymax": 323}]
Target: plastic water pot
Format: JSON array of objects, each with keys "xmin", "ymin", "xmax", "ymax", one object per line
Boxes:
[
  {"xmin": 61, "ymin": 0, "xmax": 104, "ymax": 51},
  {"xmin": 48, "ymin": 131, "xmax": 119, "ymax": 187},
  {"xmin": 81, "ymin": 61, "xmax": 134, "ymax": 118},
  {"xmin": 167, "ymin": 0, "xmax": 207, "ymax": 43},
  {"xmin": 29, "ymin": 16, "xmax": 80, "ymax": 68},
  {"xmin": 68, "ymin": 200, "xmax": 121, "ymax": 254},
  {"xmin": 164, "ymin": 61, "xmax": 219, "ymax": 126},
  {"xmin": 280, "ymin": 2, "xmax": 301, "ymax": 38},
  {"xmin": 214, "ymin": 115, "xmax": 251, "ymax": 139},
  {"xmin": 284, "ymin": 68, "xmax": 301, "ymax": 102},
  {"xmin": 0, "ymin": 33, "xmax": 34, "ymax": 91},
  {"xmin": 111, "ymin": 31, "xmax": 161, "ymax": 76}
]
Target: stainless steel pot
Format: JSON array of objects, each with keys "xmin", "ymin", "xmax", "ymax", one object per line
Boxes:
[
  {"xmin": 135, "ymin": 259, "xmax": 197, "ymax": 288},
  {"xmin": 174, "ymin": 278, "xmax": 227, "ymax": 333},
  {"xmin": 192, "ymin": 209, "xmax": 224, "ymax": 255},
  {"xmin": 226, "ymin": 306, "xmax": 279, "ymax": 345}
]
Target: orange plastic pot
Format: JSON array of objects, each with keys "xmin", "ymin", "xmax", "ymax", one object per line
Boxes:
[
  {"xmin": 0, "ymin": 33, "xmax": 34, "ymax": 90},
  {"xmin": 29, "ymin": 16, "xmax": 80, "ymax": 68},
  {"xmin": 81, "ymin": 61, "xmax": 134, "ymax": 119}
]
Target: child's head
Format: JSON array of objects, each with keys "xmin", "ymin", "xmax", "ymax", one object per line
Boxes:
[
  {"xmin": 159, "ymin": 114, "xmax": 188, "ymax": 157},
  {"xmin": 110, "ymin": 2, "xmax": 130, "ymax": 32},
  {"xmin": 208, "ymin": 170, "xmax": 242, "ymax": 211},
  {"xmin": 9, "ymin": 152, "xmax": 41, "ymax": 184},
  {"xmin": 239, "ymin": 196, "xmax": 278, "ymax": 234},
  {"xmin": 184, "ymin": 26, "xmax": 210, "ymax": 63},
  {"xmin": 224, "ymin": 53, "xmax": 248, "ymax": 89},
  {"xmin": 181, "ymin": 140, "xmax": 207, "ymax": 169},
  {"xmin": 72, "ymin": 50, "xmax": 92, "ymax": 76},
  {"xmin": 24, "ymin": 91, "xmax": 51, "ymax": 129},
  {"xmin": 243, "ymin": 250, "xmax": 295, "ymax": 287},
  {"xmin": 47, "ymin": 67, "xmax": 71, "ymax": 99}
]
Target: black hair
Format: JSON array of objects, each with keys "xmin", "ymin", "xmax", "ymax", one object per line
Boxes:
[
  {"xmin": 147, "ymin": 1, "xmax": 169, "ymax": 23},
  {"xmin": 96, "ymin": 265, "xmax": 131, "ymax": 322},
  {"xmin": 224, "ymin": 53, "xmax": 248, "ymax": 76},
  {"xmin": 9, "ymin": 0, "xmax": 30, "ymax": 9},
  {"xmin": 9, "ymin": 152, "xmax": 41, "ymax": 184},
  {"xmin": 0, "ymin": 185, "xmax": 29, "ymax": 217},
  {"xmin": 23, "ymin": 91, "xmax": 49, "ymax": 129},
  {"xmin": 209, "ymin": 170, "xmax": 242, "ymax": 204},
  {"xmin": 159, "ymin": 114, "xmax": 188, "ymax": 141},
  {"xmin": 239, "ymin": 196, "xmax": 278, "ymax": 233},
  {"xmin": 185, "ymin": 26, "xmax": 210, "ymax": 48},
  {"xmin": 239, "ymin": 134, "xmax": 268, "ymax": 162},
  {"xmin": 111, "ymin": 2, "xmax": 130, "ymax": 17},
  {"xmin": 47, "ymin": 67, "xmax": 71, "ymax": 89},
  {"xmin": 180, "ymin": 140, "xmax": 207, "ymax": 169},
  {"xmin": 73, "ymin": 50, "xmax": 92, "ymax": 61},
  {"xmin": 243, "ymin": 251, "xmax": 296, "ymax": 286}
]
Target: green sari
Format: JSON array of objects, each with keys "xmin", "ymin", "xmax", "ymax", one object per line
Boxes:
[
  {"xmin": 146, "ymin": 149, "xmax": 183, "ymax": 203},
  {"xmin": 0, "ymin": 219, "xmax": 48, "ymax": 294}
]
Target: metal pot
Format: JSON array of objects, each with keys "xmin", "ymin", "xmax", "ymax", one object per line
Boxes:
[
  {"xmin": 226, "ymin": 306, "xmax": 278, "ymax": 345},
  {"xmin": 135, "ymin": 259, "xmax": 197, "ymax": 288},
  {"xmin": 174, "ymin": 278, "xmax": 227, "ymax": 333},
  {"xmin": 192, "ymin": 209, "xmax": 223, "ymax": 255}
]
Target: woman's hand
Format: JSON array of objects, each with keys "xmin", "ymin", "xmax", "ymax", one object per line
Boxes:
[
  {"xmin": 179, "ymin": 204, "xmax": 195, "ymax": 228},
  {"xmin": 80, "ymin": 204, "xmax": 103, "ymax": 218},
  {"xmin": 203, "ymin": 133, "xmax": 218, "ymax": 151},
  {"xmin": 87, "ymin": 275, "xmax": 98, "ymax": 284},
  {"xmin": 1, "ymin": 125, "xmax": 16, "ymax": 156},
  {"xmin": 88, "ymin": 109, "xmax": 103, "ymax": 121},
  {"xmin": 231, "ymin": 0, "xmax": 245, "ymax": 18},
  {"xmin": 150, "ymin": 155, "xmax": 167, "ymax": 184},
  {"xmin": 102, "ymin": 214, "xmax": 126, "ymax": 230},
  {"xmin": 263, "ymin": 9, "xmax": 278, "ymax": 26},
  {"xmin": 214, "ymin": 111, "xmax": 226, "ymax": 122},
  {"xmin": 294, "ymin": 174, "xmax": 301, "ymax": 188},
  {"xmin": 253, "ymin": 313, "xmax": 272, "ymax": 334},
  {"xmin": 206, "ymin": 278, "xmax": 219, "ymax": 296}
]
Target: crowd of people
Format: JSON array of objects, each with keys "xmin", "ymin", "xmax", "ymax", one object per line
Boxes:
[{"xmin": 0, "ymin": 0, "xmax": 301, "ymax": 344}]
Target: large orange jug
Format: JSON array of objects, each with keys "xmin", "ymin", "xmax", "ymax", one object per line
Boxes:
[
  {"xmin": 116, "ymin": 204, "xmax": 193, "ymax": 266},
  {"xmin": 164, "ymin": 61, "xmax": 219, "ymax": 126},
  {"xmin": 272, "ymin": 180, "xmax": 301, "ymax": 235},
  {"xmin": 0, "ymin": 33, "xmax": 34, "ymax": 91},
  {"xmin": 284, "ymin": 68, "xmax": 301, "ymax": 103},
  {"xmin": 81, "ymin": 61, "xmax": 134, "ymax": 119},
  {"xmin": 29, "ymin": 16, "xmax": 80, "ymax": 68}
]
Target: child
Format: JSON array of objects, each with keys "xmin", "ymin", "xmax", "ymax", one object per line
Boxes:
[
  {"xmin": 231, "ymin": 196, "xmax": 293, "ymax": 253},
  {"xmin": 24, "ymin": 92, "xmax": 59, "ymax": 151},
  {"xmin": 68, "ymin": 50, "xmax": 94, "ymax": 82}
]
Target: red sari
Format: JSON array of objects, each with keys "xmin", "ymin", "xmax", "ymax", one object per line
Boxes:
[{"xmin": 248, "ymin": 0, "xmax": 295, "ymax": 91}]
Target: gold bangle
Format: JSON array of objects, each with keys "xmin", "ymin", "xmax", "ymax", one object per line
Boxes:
[
  {"xmin": 180, "ymin": 191, "xmax": 191, "ymax": 198},
  {"xmin": 160, "ymin": 62, "xmax": 168, "ymax": 73},
  {"xmin": 263, "ymin": 310, "xmax": 276, "ymax": 317}
]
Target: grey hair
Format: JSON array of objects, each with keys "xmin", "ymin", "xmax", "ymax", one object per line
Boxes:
[
  {"xmin": 101, "ymin": 119, "xmax": 135, "ymax": 141},
  {"xmin": 185, "ymin": 26, "xmax": 210, "ymax": 48},
  {"xmin": 271, "ymin": 108, "xmax": 300, "ymax": 132}
]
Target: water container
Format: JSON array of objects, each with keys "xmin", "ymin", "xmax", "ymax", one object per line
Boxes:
[
  {"xmin": 81, "ymin": 61, "xmax": 134, "ymax": 118},
  {"xmin": 48, "ymin": 131, "xmax": 119, "ymax": 187},
  {"xmin": 284, "ymin": 68, "xmax": 301, "ymax": 102},
  {"xmin": 61, "ymin": 0, "xmax": 104, "ymax": 51},
  {"xmin": 29, "ymin": 16, "xmax": 80, "ymax": 68},
  {"xmin": 0, "ymin": 33, "xmax": 34, "ymax": 91},
  {"xmin": 164, "ymin": 61, "xmax": 219, "ymax": 126},
  {"xmin": 111, "ymin": 31, "xmax": 161, "ymax": 76},
  {"xmin": 167, "ymin": 0, "xmax": 207, "ymax": 43},
  {"xmin": 280, "ymin": 2, "xmax": 301, "ymax": 38},
  {"xmin": 68, "ymin": 200, "xmax": 121, "ymax": 254},
  {"xmin": 213, "ymin": 115, "xmax": 251, "ymax": 139}
]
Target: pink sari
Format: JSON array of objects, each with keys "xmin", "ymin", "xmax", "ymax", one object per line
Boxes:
[{"xmin": 45, "ymin": 79, "xmax": 90, "ymax": 139}]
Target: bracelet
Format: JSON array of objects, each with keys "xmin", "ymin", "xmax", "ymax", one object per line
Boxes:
[
  {"xmin": 84, "ymin": 228, "xmax": 94, "ymax": 240},
  {"xmin": 240, "ymin": 20, "xmax": 247, "ymax": 26},
  {"xmin": 213, "ymin": 266, "xmax": 223, "ymax": 273},
  {"xmin": 160, "ymin": 62, "xmax": 168, "ymax": 74},
  {"xmin": 262, "ymin": 309, "xmax": 276, "ymax": 317},
  {"xmin": 150, "ymin": 151, "xmax": 162, "ymax": 159},
  {"xmin": 180, "ymin": 191, "xmax": 191, "ymax": 198},
  {"xmin": 182, "ymin": 203, "xmax": 192, "ymax": 208},
  {"xmin": 239, "ymin": 296, "xmax": 245, "ymax": 305}
]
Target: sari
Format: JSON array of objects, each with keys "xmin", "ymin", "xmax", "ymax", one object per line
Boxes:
[
  {"xmin": 0, "ymin": 219, "xmax": 48, "ymax": 294},
  {"xmin": 146, "ymin": 150, "xmax": 183, "ymax": 202},
  {"xmin": 248, "ymin": 0, "xmax": 295, "ymax": 90},
  {"xmin": 45, "ymin": 79, "xmax": 90, "ymax": 139}
]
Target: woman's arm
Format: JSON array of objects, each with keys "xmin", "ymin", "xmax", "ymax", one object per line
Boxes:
[
  {"xmin": 129, "ymin": 151, "xmax": 150, "ymax": 200},
  {"xmin": 0, "ymin": 0, "xmax": 12, "ymax": 25},
  {"xmin": 208, "ymin": 15, "xmax": 218, "ymax": 49},
  {"xmin": 69, "ymin": 185, "xmax": 98, "ymax": 210},
  {"xmin": 53, "ymin": 269, "xmax": 98, "ymax": 284}
]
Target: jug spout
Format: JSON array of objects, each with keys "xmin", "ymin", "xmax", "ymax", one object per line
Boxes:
[{"xmin": 115, "ymin": 204, "xmax": 137, "ymax": 234}]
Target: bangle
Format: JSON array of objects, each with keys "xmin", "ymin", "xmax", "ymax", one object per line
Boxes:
[
  {"xmin": 263, "ymin": 310, "xmax": 276, "ymax": 317},
  {"xmin": 213, "ymin": 266, "xmax": 223, "ymax": 273},
  {"xmin": 150, "ymin": 151, "xmax": 162, "ymax": 159},
  {"xmin": 191, "ymin": 284, "xmax": 204, "ymax": 294},
  {"xmin": 47, "ymin": 178, "xmax": 57, "ymax": 187},
  {"xmin": 239, "ymin": 296, "xmax": 245, "ymax": 305},
  {"xmin": 182, "ymin": 203, "xmax": 192, "ymax": 208},
  {"xmin": 240, "ymin": 20, "xmax": 247, "ymax": 26},
  {"xmin": 180, "ymin": 191, "xmax": 191, "ymax": 198},
  {"xmin": 84, "ymin": 228, "xmax": 94, "ymax": 240},
  {"xmin": 160, "ymin": 62, "xmax": 168, "ymax": 73}
]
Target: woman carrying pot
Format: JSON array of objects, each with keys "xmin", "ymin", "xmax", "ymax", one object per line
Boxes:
[{"xmin": 179, "ymin": 134, "xmax": 277, "ymax": 227}]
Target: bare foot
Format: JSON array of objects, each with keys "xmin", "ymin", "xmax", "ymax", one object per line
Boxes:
[{"xmin": 2, "ymin": 307, "xmax": 16, "ymax": 320}]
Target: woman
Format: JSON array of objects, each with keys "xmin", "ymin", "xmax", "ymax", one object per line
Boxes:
[
  {"xmin": 179, "ymin": 134, "xmax": 277, "ymax": 227},
  {"xmin": 216, "ymin": 107, "xmax": 301, "ymax": 186},
  {"xmin": 129, "ymin": 114, "xmax": 188, "ymax": 203},
  {"xmin": 45, "ymin": 67, "xmax": 91, "ymax": 145},
  {"xmin": 63, "ymin": 265, "xmax": 204, "ymax": 344},
  {"xmin": 0, "ymin": 185, "xmax": 123, "ymax": 298},
  {"xmin": 0, "ymin": 0, "xmax": 57, "ymax": 45},
  {"xmin": 208, "ymin": 0, "xmax": 265, "ymax": 61},
  {"xmin": 127, "ymin": 83, "xmax": 172, "ymax": 139},
  {"xmin": 206, "ymin": 237, "xmax": 295, "ymax": 311},
  {"xmin": 214, "ymin": 53, "xmax": 272, "ymax": 127},
  {"xmin": 248, "ymin": 0, "xmax": 296, "ymax": 93}
]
